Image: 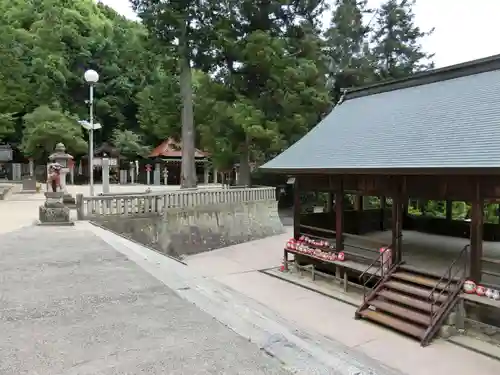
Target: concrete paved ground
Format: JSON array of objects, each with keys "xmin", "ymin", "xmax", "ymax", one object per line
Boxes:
[
  {"xmin": 2, "ymin": 186, "xmax": 500, "ymax": 374},
  {"xmin": 87, "ymin": 222, "xmax": 403, "ymax": 375},
  {"xmin": 0, "ymin": 225, "xmax": 291, "ymax": 375},
  {"xmin": 0, "ymin": 183, "xmax": 222, "ymax": 234},
  {"xmin": 186, "ymin": 231, "xmax": 500, "ymax": 375}
]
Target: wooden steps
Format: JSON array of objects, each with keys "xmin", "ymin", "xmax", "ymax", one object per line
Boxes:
[
  {"xmin": 355, "ymin": 264, "xmax": 463, "ymax": 346},
  {"xmin": 391, "ymin": 271, "xmax": 455, "ymax": 290},
  {"xmin": 384, "ymin": 280, "xmax": 448, "ymax": 302},
  {"xmin": 377, "ymin": 289, "xmax": 433, "ymax": 312},
  {"xmin": 398, "ymin": 264, "xmax": 460, "ymax": 281},
  {"xmin": 359, "ymin": 309, "xmax": 425, "ymax": 339},
  {"xmin": 370, "ymin": 298, "xmax": 431, "ymax": 326}
]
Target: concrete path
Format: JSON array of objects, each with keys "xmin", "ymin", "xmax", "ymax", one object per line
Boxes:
[
  {"xmin": 0, "ymin": 183, "xmax": 223, "ymax": 234},
  {"xmin": 0, "ymin": 225, "xmax": 290, "ymax": 375},
  {"xmin": 186, "ymin": 232, "xmax": 500, "ymax": 375},
  {"xmin": 2, "ymin": 186, "xmax": 499, "ymax": 374},
  {"xmin": 88, "ymin": 223, "xmax": 403, "ymax": 375}
]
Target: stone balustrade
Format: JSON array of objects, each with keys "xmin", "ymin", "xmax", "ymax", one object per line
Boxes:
[{"xmin": 76, "ymin": 186, "xmax": 277, "ymax": 220}]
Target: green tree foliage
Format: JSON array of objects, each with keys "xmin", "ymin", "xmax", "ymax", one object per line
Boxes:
[
  {"xmin": 195, "ymin": 0, "xmax": 331, "ymax": 184},
  {"xmin": 0, "ymin": 114, "xmax": 15, "ymax": 140},
  {"xmin": 110, "ymin": 129, "xmax": 150, "ymax": 159},
  {"xmin": 370, "ymin": 0, "xmax": 434, "ymax": 80},
  {"xmin": 324, "ymin": 0, "xmax": 434, "ymax": 102},
  {"xmin": 408, "ymin": 200, "xmax": 500, "ymax": 224},
  {"xmin": 0, "ymin": 0, "xmax": 156, "ymax": 148},
  {"xmin": 131, "ymin": 0, "xmax": 221, "ymax": 188},
  {"xmin": 135, "ymin": 69, "xmax": 181, "ymax": 146},
  {"xmin": 0, "ymin": 0, "xmax": 437, "ymax": 189},
  {"xmin": 325, "ymin": 0, "xmax": 374, "ymax": 101},
  {"xmin": 135, "ymin": 69, "xmax": 206, "ymax": 147},
  {"xmin": 21, "ymin": 105, "xmax": 87, "ymax": 160}
]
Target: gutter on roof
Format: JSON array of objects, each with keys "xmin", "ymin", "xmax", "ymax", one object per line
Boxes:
[{"xmin": 341, "ymin": 53, "xmax": 500, "ymax": 101}]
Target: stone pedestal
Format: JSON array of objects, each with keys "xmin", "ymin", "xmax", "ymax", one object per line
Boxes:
[
  {"xmin": 129, "ymin": 165, "xmax": 135, "ymax": 184},
  {"xmin": 119, "ymin": 170, "xmax": 127, "ymax": 184},
  {"xmin": 102, "ymin": 157, "xmax": 110, "ymax": 194},
  {"xmin": 12, "ymin": 163, "xmax": 21, "ymax": 181},
  {"xmin": 204, "ymin": 165, "xmax": 209, "ymax": 184},
  {"xmin": 28, "ymin": 159, "xmax": 34, "ymax": 177},
  {"xmin": 37, "ymin": 192, "xmax": 74, "ymax": 226},
  {"xmin": 21, "ymin": 176, "xmax": 37, "ymax": 194},
  {"xmin": 154, "ymin": 163, "xmax": 161, "ymax": 185},
  {"xmin": 163, "ymin": 168, "xmax": 169, "ymax": 185}
]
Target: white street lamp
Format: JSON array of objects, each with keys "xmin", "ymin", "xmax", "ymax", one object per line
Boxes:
[
  {"xmin": 84, "ymin": 69, "xmax": 99, "ymax": 196},
  {"xmin": 78, "ymin": 120, "xmax": 102, "ymax": 131},
  {"xmin": 84, "ymin": 69, "xmax": 99, "ymax": 84}
]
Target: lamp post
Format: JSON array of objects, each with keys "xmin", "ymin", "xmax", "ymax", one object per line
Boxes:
[
  {"xmin": 78, "ymin": 118, "xmax": 101, "ymax": 195},
  {"xmin": 84, "ymin": 69, "xmax": 99, "ymax": 196}
]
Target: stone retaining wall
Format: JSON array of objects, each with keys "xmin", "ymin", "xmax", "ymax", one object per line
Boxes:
[{"xmin": 79, "ymin": 187, "xmax": 284, "ymax": 258}]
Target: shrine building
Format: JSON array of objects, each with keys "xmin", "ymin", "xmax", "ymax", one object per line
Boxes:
[
  {"xmin": 261, "ymin": 55, "xmax": 500, "ymax": 346},
  {"xmin": 149, "ymin": 138, "xmax": 212, "ymax": 185}
]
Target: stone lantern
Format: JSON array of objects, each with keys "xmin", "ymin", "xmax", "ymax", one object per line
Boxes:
[
  {"xmin": 37, "ymin": 142, "xmax": 75, "ymax": 227},
  {"xmin": 48, "ymin": 142, "xmax": 75, "ymax": 205}
]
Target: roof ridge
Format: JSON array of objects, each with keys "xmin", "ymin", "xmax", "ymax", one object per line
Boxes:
[{"xmin": 344, "ymin": 54, "xmax": 500, "ymax": 101}]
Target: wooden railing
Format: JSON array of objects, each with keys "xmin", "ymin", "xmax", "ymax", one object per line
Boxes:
[{"xmin": 76, "ymin": 186, "xmax": 277, "ymax": 220}]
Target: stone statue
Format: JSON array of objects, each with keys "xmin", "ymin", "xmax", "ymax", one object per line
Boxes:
[
  {"xmin": 47, "ymin": 163, "xmax": 61, "ymax": 192},
  {"xmin": 48, "ymin": 142, "xmax": 75, "ymax": 205},
  {"xmin": 37, "ymin": 143, "xmax": 74, "ymax": 226}
]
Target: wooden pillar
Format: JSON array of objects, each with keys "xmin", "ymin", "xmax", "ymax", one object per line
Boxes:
[
  {"xmin": 335, "ymin": 179, "xmax": 344, "ymax": 251},
  {"xmin": 391, "ymin": 198, "xmax": 398, "ymax": 263},
  {"xmin": 396, "ymin": 199, "xmax": 403, "ymax": 263},
  {"xmin": 469, "ymin": 182, "xmax": 483, "ymax": 282},
  {"xmin": 401, "ymin": 199, "xmax": 408, "ymax": 231},
  {"xmin": 326, "ymin": 192, "xmax": 334, "ymax": 212},
  {"xmin": 380, "ymin": 196, "xmax": 386, "ymax": 230},
  {"xmin": 391, "ymin": 183, "xmax": 403, "ymax": 264},
  {"xmin": 354, "ymin": 194, "xmax": 363, "ymax": 211},
  {"xmin": 293, "ymin": 178, "xmax": 301, "ymax": 240},
  {"xmin": 446, "ymin": 200, "xmax": 452, "ymax": 221}
]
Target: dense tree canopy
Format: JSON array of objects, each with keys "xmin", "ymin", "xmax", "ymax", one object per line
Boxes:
[
  {"xmin": 325, "ymin": 0, "xmax": 373, "ymax": 100},
  {"xmin": 0, "ymin": 0, "xmax": 155, "ymax": 155},
  {"xmin": 21, "ymin": 105, "xmax": 87, "ymax": 160},
  {"xmin": 0, "ymin": 0, "xmax": 435, "ymax": 186},
  {"xmin": 370, "ymin": 0, "xmax": 434, "ymax": 79}
]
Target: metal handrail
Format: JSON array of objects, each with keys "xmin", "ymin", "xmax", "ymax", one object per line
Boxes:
[
  {"xmin": 362, "ymin": 255, "xmax": 398, "ymax": 303},
  {"xmin": 359, "ymin": 251, "xmax": 384, "ymax": 281},
  {"xmin": 428, "ymin": 244, "xmax": 469, "ymax": 321},
  {"xmin": 359, "ymin": 234, "xmax": 402, "ymax": 302},
  {"xmin": 359, "ymin": 234, "xmax": 402, "ymax": 281}
]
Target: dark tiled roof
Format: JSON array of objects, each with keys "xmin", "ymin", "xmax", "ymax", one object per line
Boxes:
[{"xmin": 261, "ymin": 55, "xmax": 500, "ymax": 174}]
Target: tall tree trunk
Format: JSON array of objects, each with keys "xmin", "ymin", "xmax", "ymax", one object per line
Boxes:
[
  {"xmin": 237, "ymin": 139, "xmax": 251, "ymax": 187},
  {"xmin": 179, "ymin": 25, "xmax": 196, "ymax": 189}
]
